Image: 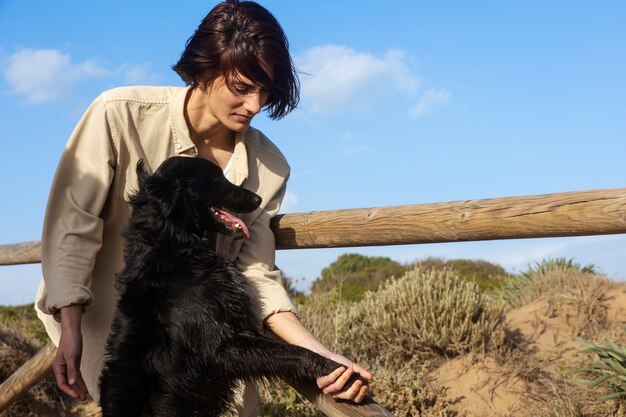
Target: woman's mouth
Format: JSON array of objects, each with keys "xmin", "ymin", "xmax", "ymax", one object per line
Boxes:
[{"xmin": 233, "ymin": 114, "xmax": 252, "ymax": 123}]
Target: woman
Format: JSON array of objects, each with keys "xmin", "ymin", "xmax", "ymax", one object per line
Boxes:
[{"xmin": 34, "ymin": 1, "xmax": 372, "ymax": 415}]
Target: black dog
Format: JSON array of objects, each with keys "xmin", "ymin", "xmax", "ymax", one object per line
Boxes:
[{"xmin": 99, "ymin": 156, "xmax": 362, "ymax": 417}]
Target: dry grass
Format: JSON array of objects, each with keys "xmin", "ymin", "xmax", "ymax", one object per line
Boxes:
[
  {"xmin": 498, "ymin": 267, "xmax": 626, "ymax": 417},
  {"xmin": 258, "ymin": 358, "xmax": 460, "ymax": 417},
  {"xmin": 2, "ymin": 261, "xmax": 626, "ymax": 416},
  {"xmin": 0, "ymin": 325, "xmax": 91, "ymax": 417},
  {"xmin": 522, "ymin": 375, "xmax": 626, "ymax": 417},
  {"xmin": 500, "ymin": 266, "xmax": 615, "ymax": 339}
]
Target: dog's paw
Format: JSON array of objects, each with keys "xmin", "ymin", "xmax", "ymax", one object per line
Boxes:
[{"xmin": 345, "ymin": 371, "xmax": 369, "ymax": 387}]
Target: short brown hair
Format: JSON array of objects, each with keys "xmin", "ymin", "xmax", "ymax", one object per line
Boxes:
[{"xmin": 173, "ymin": 0, "xmax": 299, "ymax": 119}]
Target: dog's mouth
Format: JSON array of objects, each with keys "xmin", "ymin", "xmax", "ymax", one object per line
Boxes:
[{"xmin": 209, "ymin": 206, "xmax": 250, "ymax": 239}]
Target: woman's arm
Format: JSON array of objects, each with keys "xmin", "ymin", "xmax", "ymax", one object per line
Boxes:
[
  {"xmin": 40, "ymin": 93, "xmax": 117, "ymax": 399},
  {"xmin": 233, "ymin": 152, "xmax": 372, "ymax": 402},
  {"xmin": 265, "ymin": 311, "xmax": 372, "ymax": 403},
  {"xmin": 39, "ymin": 93, "xmax": 116, "ymax": 318},
  {"xmin": 54, "ymin": 305, "xmax": 89, "ymax": 401}
]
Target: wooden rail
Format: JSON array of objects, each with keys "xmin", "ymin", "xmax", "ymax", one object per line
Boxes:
[
  {"xmin": 1, "ymin": 186, "xmax": 626, "ymax": 415},
  {"xmin": 271, "ymin": 186, "xmax": 626, "ymax": 248},
  {"xmin": 2, "ymin": 187, "xmax": 626, "ymax": 266}
]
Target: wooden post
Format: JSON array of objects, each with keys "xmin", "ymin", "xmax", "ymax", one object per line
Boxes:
[{"xmin": 0, "ymin": 342, "xmax": 56, "ymax": 412}]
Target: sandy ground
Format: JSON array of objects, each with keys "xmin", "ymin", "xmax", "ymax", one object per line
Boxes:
[{"xmin": 430, "ymin": 286, "xmax": 626, "ymax": 417}]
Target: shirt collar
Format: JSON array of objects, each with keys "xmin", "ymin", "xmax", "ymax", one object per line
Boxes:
[{"xmin": 171, "ymin": 86, "xmax": 249, "ymax": 186}]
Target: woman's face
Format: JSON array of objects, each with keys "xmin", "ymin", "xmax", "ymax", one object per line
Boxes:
[{"xmin": 204, "ymin": 74, "xmax": 270, "ymax": 132}]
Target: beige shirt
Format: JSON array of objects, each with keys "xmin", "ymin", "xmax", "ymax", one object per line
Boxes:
[{"xmin": 34, "ymin": 85, "xmax": 296, "ymax": 401}]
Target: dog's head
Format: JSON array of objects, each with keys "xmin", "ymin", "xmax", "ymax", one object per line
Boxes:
[{"xmin": 131, "ymin": 157, "xmax": 262, "ymax": 240}]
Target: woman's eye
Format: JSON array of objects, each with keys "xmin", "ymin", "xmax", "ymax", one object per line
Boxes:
[
  {"xmin": 234, "ymin": 84, "xmax": 252, "ymax": 95},
  {"xmin": 232, "ymin": 83, "xmax": 269, "ymax": 97}
]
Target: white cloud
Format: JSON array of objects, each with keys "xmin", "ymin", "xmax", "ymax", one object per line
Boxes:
[
  {"xmin": 4, "ymin": 49, "xmax": 106, "ymax": 103},
  {"xmin": 3, "ymin": 48, "xmax": 161, "ymax": 104},
  {"xmin": 409, "ymin": 88, "xmax": 452, "ymax": 118},
  {"xmin": 296, "ymin": 45, "xmax": 419, "ymax": 113}
]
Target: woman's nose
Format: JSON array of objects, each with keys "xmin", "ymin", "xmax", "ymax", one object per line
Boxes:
[{"xmin": 243, "ymin": 94, "xmax": 262, "ymax": 114}]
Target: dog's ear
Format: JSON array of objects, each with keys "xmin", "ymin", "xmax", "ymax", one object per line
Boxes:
[
  {"xmin": 134, "ymin": 159, "xmax": 183, "ymax": 217},
  {"xmin": 136, "ymin": 160, "xmax": 152, "ymax": 188}
]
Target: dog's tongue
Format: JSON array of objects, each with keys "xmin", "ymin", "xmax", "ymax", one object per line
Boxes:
[{"xmin": 212, "ymin": 207, "xmax": 250, "ymax": 238}]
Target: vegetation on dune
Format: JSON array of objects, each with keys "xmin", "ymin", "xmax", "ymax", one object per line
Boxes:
[
  {"xmin": 0, "ymin": 304, "xmax": 91, "ymax": 417},
  {"xmin": 412, "ymin": 257, "xmax": 510, "ymax": 293},
  {"xmin": 500, "ymin": 257, "xmax": 600, "ymax": 308},
  {"xmin": 336, "ymin": 267, "xmax": 510, "ymax": 364},
  {"xmin": 499, "ymin": 257, "xmax": 614, "ymax": 339},
  {"xmin": 565, "ymin": 330, "xmax": 626, "ymax": 402},
  {"xmin": 1, "ymin": 255, "xmax": 625, "ymax": 417},
  {"xmin": 260, "ymin": 264, "xmax": 513, "ymax": 416},
  {"xmin": 0, "ymin": 304, "xmax": 48, "ymax": 347},
  {"xmin": 521, "ymin": 257, "xmax": 598, "ymax": 278},
  {"xmin": 311, "ymin": 253, "xmax": 407, "ymax": 301},
  {"xmin": 309, "ymin": 253, "xmax": 511, "ymax": 302}
]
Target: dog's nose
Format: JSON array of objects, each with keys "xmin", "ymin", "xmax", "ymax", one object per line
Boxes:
[{"xmin": 252, "ymin": 195, "xmax": 262, "ymax": 206}]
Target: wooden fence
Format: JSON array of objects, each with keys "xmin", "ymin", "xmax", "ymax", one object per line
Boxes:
[{"xmin": 1, "ymin": 186, "xmax": 625, "ymax": 416}]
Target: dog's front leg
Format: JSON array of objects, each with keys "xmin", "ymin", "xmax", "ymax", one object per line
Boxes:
[{"xmin": 220, "ymin": 333, "xmax": 366, "ymax": 386}]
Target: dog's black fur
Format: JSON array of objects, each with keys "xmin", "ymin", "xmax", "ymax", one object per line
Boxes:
[{"xmin": 99, "ymin": 156, "xmax": 361, "ymax": 417}]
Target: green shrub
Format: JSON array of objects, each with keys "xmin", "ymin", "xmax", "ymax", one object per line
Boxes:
[
  {"xmin": 565, "ymin": 332, "xmax": 626, "ymax": 402},
  {"xmin": 413, "ymin": 257, "xmax": 510, "ymax": 294},
  {"xmin": 520, "ymin": 257, "xmax": 597, "ymax": 278},
  {"xmin": 311, "ymin": 253, "xmax": 407, "ymax": 301},
  {"xmin": 337, "ymin": 267, "xmax": 509, "ymax": 366},
  {"xmin": 283, "ymin": 267, "xmax": 509, "ymax": 415},
  {"xmin": 318, "ymin": 253, "xmax": 404, "ymax": 280},
  {"xmin": 310, "ymin": 254, "xmax": 510, "ymax": 302}
]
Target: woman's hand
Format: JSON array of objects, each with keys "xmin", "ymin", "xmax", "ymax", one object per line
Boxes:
[
  {"xmin": 265, "ymin": 312, "xmax": 373, "ymax": 403},
  {"xmin": 53, "ymin": 305, "xmax": 89, "ymax": 401},
  {"xmin": 316, "ymin": 352, "xmax": 373, "ymax": 403}
]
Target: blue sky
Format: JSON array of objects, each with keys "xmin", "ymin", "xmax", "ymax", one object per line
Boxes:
[{"xmin": 1, "ymin": 1, "xmax": 625, "ymax": 305}]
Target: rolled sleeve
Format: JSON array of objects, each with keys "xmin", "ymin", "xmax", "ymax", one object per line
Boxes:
[
  {"xmin": 38, "ymin": 94, "xmax": 117, "ymax": 318},
  {"xmin": 236, "ymin": 182, "xmax": 296, "ymax": 323}
]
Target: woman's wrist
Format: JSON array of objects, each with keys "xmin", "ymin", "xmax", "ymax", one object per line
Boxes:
[
  {"xmin": 60, "ymin": 304, "xmax": 83, "ymax": 333},
  {"xmin": 265, "ymin": 311, "xmax": 331, "ymax": 356}
]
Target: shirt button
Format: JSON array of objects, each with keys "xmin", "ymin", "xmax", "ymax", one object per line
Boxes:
[{"xmin": 175, "ymin": 143, "xmax": 182, "ymax": 150}]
